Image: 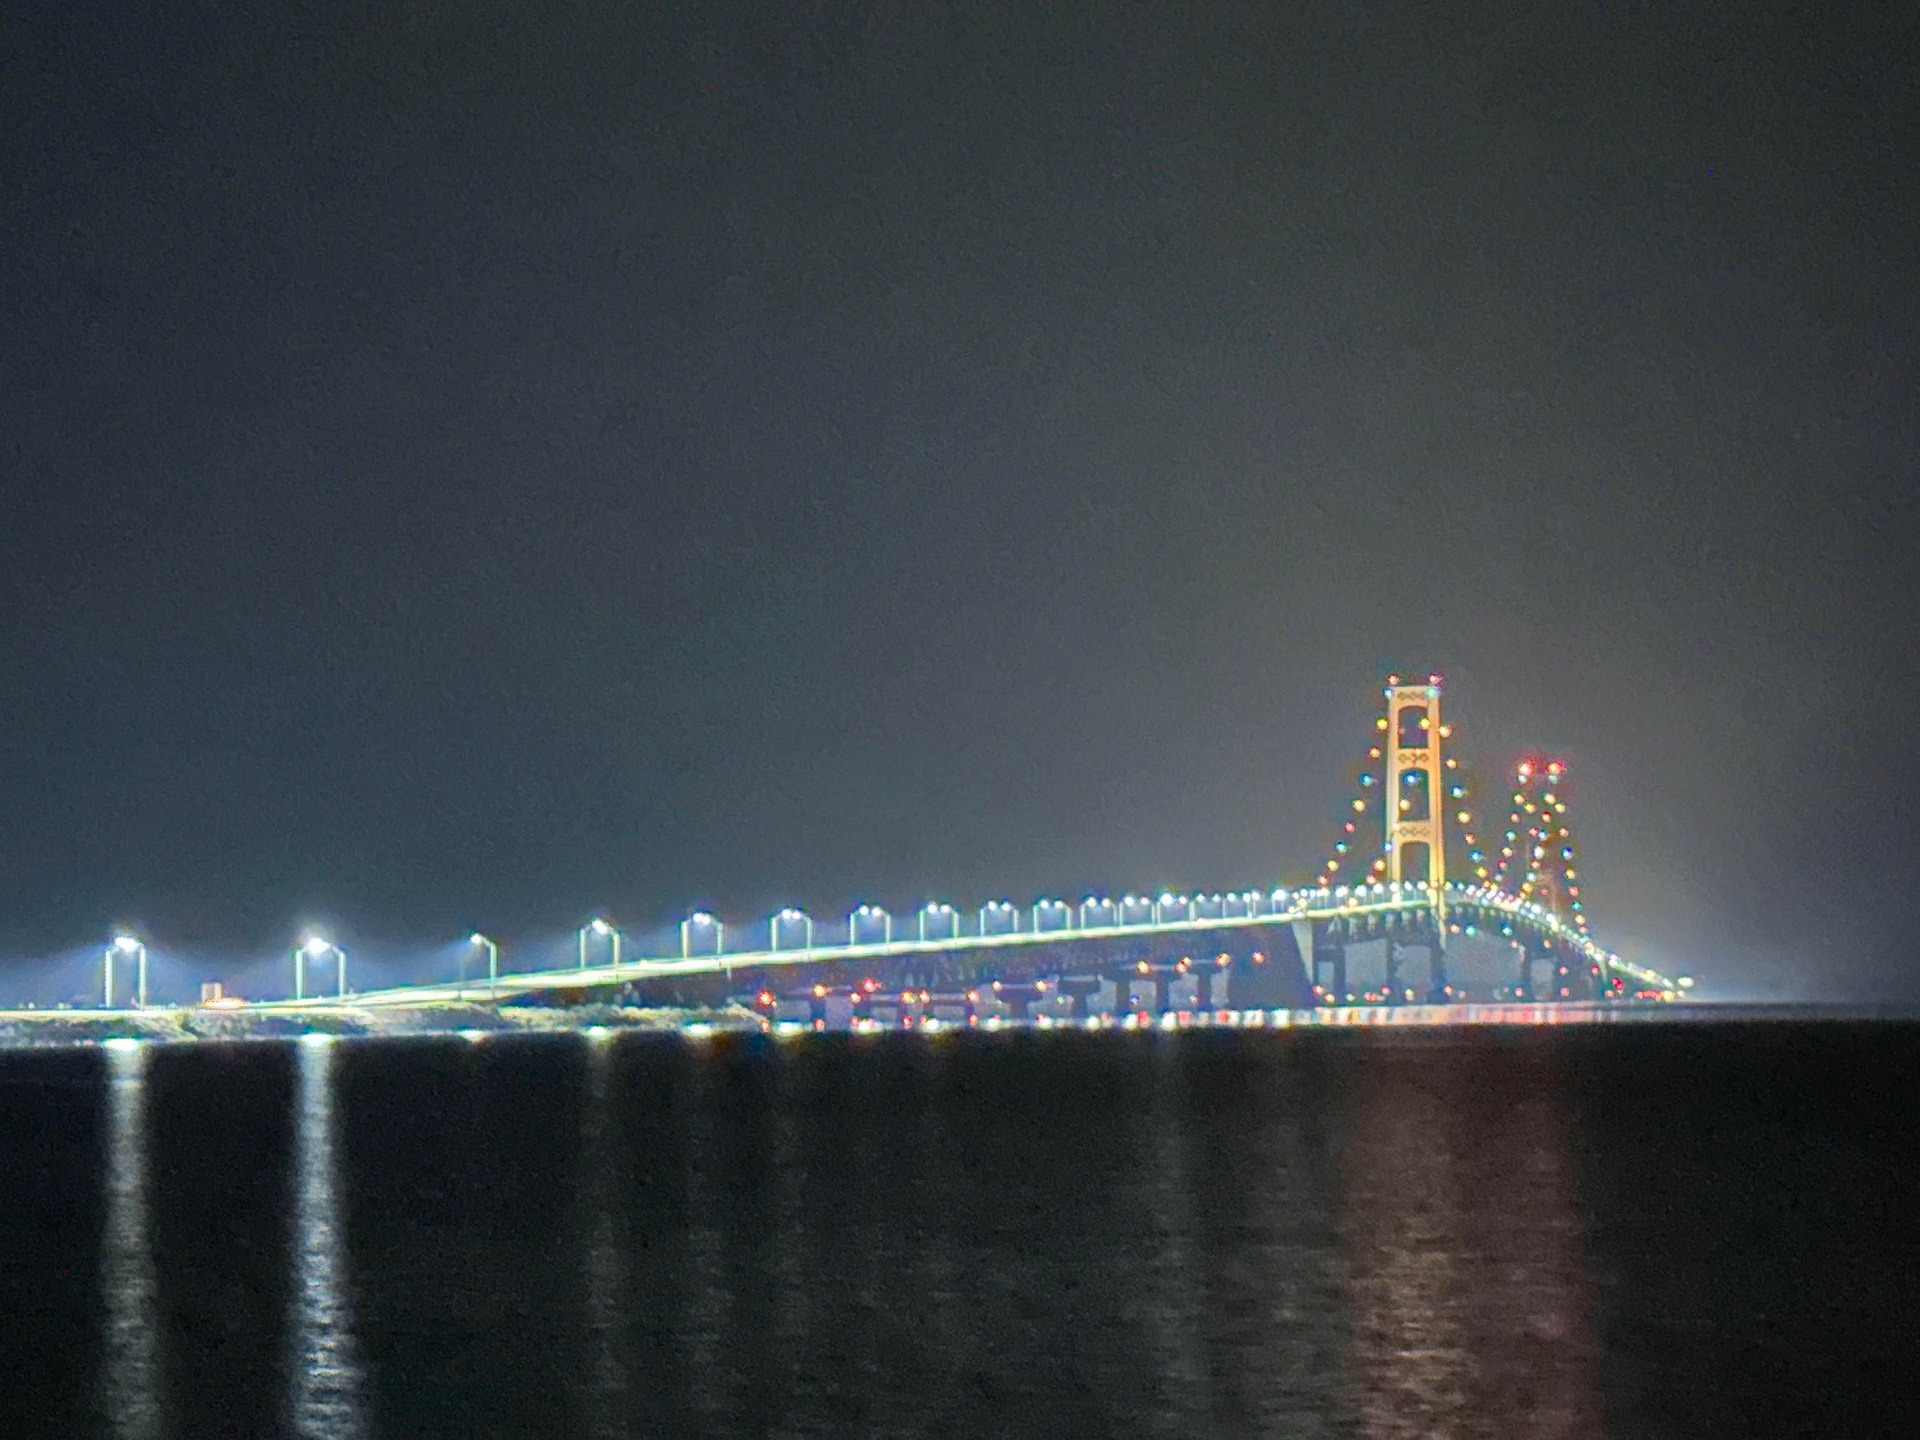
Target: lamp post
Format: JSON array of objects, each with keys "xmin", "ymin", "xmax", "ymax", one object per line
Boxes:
[
  {"xmin": 578, "ymin": 918, "xmax": 621, "ymax": 977},
  {"xmin": 680, "ymin": 912, "xmax": 724, "ymax": 959},
  {"xmin": 918, "ymin": 902, "xmax": 958, "ymax": 942},
  {"xmin": 1078, "ymin": 896, "xmax": 1116, "ymax": 929},
  {"xmin": 468, "ymin": 933, "xmax": 499, "ymax": 1000},
  {"xmin": 297, "ymin": 936, "xmax": 345, "ymax": 1001},
  {"xmin": 1153, "ymin": 892, "xmax": 1191, "ymax": 925},
  {"xmin": 848, "ymin": 905, "xmax": 891, "ymax": 947},
  {"xmin": 104, "ymin": 935, "xmax": 147, "ymax": 1009},
  {"xmin": 978, "ymin": 901, "xmax": 1018, "ymax": 937},
  {"xmin": 770, "ymin": 908, "xmax": 812, "ymax": 952},
  {"xmin": 1032, "ymin": 898, "xmax": 1068, "ymax": 933}
]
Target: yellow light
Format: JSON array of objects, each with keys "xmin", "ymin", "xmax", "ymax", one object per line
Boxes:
[
  {"xmin": 1456, "ymin": 810, "xmax": 1470, "ymax": 823},
  {"xmin": 1352, "ymin": 799, "xmax": 1365, "ymax": 812}
]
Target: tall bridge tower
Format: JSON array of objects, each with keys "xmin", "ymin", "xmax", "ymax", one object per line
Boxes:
[{"xmin": 1384, "ymin": 677, "xmax": 1447, "ymax": 924}]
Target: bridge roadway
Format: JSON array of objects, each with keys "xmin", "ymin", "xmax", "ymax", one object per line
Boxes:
[{"xmin": 245, "ymin": 883, "xmax": 1681, "ymax": 1015}]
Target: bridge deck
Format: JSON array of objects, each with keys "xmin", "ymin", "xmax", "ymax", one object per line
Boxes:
[{"xmin": 230, "ymin": 885, "xmax": 1676, "ymax": 1014}]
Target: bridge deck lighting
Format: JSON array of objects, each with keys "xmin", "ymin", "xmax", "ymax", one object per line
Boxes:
[
  {"xmin": 578, "ymin": 919, "xmax": 623, "ymax": 974},
  {"xmin": 293, "ymin": 936, "xmax": 346, "ymax": 1001},
  {"xmin": 465, "ymin": 933, "xmax": 501, "ymax": 998},
  {"xmin": 104, "ymin": 934, "xmax": 150, "ymax": 1009}
]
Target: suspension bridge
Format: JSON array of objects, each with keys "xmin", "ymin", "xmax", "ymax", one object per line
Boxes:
[{"xmin": 82, "ymin": 676, "xmax": 1685, "ymax": 1026}]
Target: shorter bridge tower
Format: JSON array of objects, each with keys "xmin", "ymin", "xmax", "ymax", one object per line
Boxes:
[{"xmin": 1493, "ymin": 755, "xmax": 1608, "ymax": 998}]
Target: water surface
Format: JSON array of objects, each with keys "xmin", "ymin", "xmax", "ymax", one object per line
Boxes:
[{"xmin": 0, "ymin": 1023, "xmax": 1913, "ymax": 1437}]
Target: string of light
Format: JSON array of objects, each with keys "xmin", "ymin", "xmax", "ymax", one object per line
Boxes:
[
  {"xmin": 1493, "ymin": 757, "xmax": 1589, "ymax": 937},
  {"xmin": 1310, "ymin": 691, "xmax": 1396, "ymax": 887}
]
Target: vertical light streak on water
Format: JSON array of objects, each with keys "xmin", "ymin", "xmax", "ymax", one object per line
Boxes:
[
  {"xmin": 1341, "ymin": 1063, "xmax": 1472, "ymax": 1440},
  {"xmin": 904, "ymin": 1046, "xmax": 960, "ymax": 1412},
  {"xmin": 289, "ymin": 1038, "xmax": 366, "ymax": 1440},
  {"xmin": 581, "ymin": 1032, "xmax": 629, "ymax": 1440},
  {"xmin": 679, "ymin": 1043, "xmax": 730, "ymax": 1430},
  {"xmin": 1141, "ymin": 1040, "xmax": 1211, "ymax": 1435},
  {"xmin": 766, "ymin": 1086, "xmax": 811, "ymax": 1440},
  {"xmin": 102, "ymin": 1042, "xmax": 159, "ymax": 1440}
]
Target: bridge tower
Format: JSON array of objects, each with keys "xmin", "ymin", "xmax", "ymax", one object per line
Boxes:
[{"xmin": 1384, "ymin": 676, "xmax": 1447, "ymax": 925}]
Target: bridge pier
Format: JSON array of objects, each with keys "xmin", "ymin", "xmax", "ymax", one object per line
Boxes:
[
  {"xmin": 1516, "ymin": 946, "xmax": 1542, "ymax": 1000},
  {"xmin": 1192, "ymin": 966, "xmax": 1214, "ymax": 1012},
  {"xmin": 1312, "ymin": 942, "xmax": 1348, "ymax": 1003},
  {"xmin": 992, "ymin": 982, "xmax": 1041, "ymax": 1020},
  {"xmin": 1059, "ymin": 977, "xmax": 1103, "ymax": 1019}
]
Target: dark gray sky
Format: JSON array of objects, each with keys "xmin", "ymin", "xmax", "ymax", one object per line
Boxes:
[{"xmin": 3, "ymin": 2, "xmax": 1915, "ymax": 996}]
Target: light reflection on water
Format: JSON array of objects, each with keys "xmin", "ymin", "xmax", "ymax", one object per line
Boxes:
[
  {"xmin": 1139, "ymin": 1041, "xmax": 1209, "ymax": 1434},
  {"xmin": 1341, "ymin": 1052, "xmax": 1602, "ymax": 1440},
  {"xmin": 679, "ymin": 1041, "xmax": 734, "ymax": 1433},
  {"xmin": 581, "ymin": 1033, "xmax": 629, "ymax": 1440},
  {"xmin": 290, "ymin": 1037, "xmax": 367, "ymax": 1439},
  {"xmin": 56, "ymin": 1027, "xmax": 1887, "ymax": 1437},
  {"xmin": 102, "ymin": 1042, "xmax": 158, "ymax": 1440}
]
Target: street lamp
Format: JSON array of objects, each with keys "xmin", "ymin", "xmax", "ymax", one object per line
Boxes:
[
  {"xmin": 1153, "ymin": 892, "xmax": 1191, "ymax": 924},
  {"xmin": 467, "ymin": 933, "xmax": 499, "ymax": 999},
  {"xmin": 978, "ymin": 900, "xmax": 1018, "ymax": 937},
  {"xmin": 296, "ymin": 936, "xmax": 346, "ymax": 1001},
  {"xmin": 1078, "ymin": 896, "xmax": 1116, "ymax": 929},
  {"xmin": 848, "ymin": 904, "xmax": 892, "ymax": 947},
  {"xmin": 918, "ymin": 902, "xmax": 958, "ymax": 942},
  {"xmin": 770, "ymin": 908, "xmax": 812, "ymax": 951},
  {"xmin": 680, "ymin": 912, "xmax": 724, "ymax": 959},
  {"xmin": 104, "ymin": 934, "xmax": 147, "ymax": 1009},
  {"xmin": 577, "ymin": 918, "xmax": 621, "ymax": 976}
]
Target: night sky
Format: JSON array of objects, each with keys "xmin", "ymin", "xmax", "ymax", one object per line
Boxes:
[{"xmin": 3, "ymin": 3, "xmax": 1915, "ymax": 997}]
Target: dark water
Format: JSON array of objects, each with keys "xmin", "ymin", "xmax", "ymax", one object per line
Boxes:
[{"xmin": 1, "ymin": 1024, "xmax": 1914, "ymax": 1438}]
